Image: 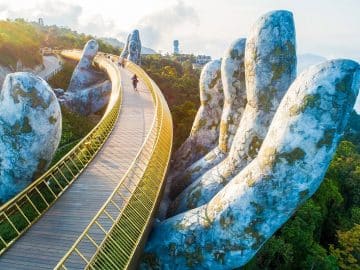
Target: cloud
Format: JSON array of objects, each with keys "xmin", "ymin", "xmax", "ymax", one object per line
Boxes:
[
  {"xmin": 135, "ymin": 1, "xmax": 199, "ymax": 49},
  {"xmin": 1, "ymin": 1, "xmax": 82, "ymax": 27},
  {"xmin": 78, "ymin": 16, "xmax": 117, "ymax": 37},
  {"xmin": 0, "ymin": 1, "xmax": 119, "ymax": 37}
]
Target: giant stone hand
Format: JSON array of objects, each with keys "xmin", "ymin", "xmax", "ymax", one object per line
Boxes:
[
  {"xmin": 0, "ymin": 72, "xmax": 62, "ymax": 202},
  {"xmin": 143, "ymin": 10, "xmax": 360, "ymax": 269}
]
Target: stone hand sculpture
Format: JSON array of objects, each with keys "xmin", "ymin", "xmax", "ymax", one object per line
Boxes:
[
  {"xmin": 170, "ymin": 10, "xmax": 297, "ymax": 215},
  {"xmin": 143, "ymin": 10, "xmax": 360, "ymax": 269},
  {"xmin": 143, "ymin": 59, "xmax": 360, "ymax": 270},
  {"xmin": 158, "ymin": 59, "xmax": 223, "ymax": 219},
  {"xmin": 0, "ymin": 72, "xmax": 62, "ymax": 202},
  {"xmin": 170, "ymin": 60, "xmax": 224, "ymax": 176},
  {"xmin": 169, "ymin": 38, "xmax": 247, "ymax": 199},
  {"xmin": 56, "ymin": 39, "xmax": 111, "ymax": 116},
  {"xmin": 120, "ymin": 30, "xmax": 142, "ymax": 65},
  {"xmin": 67, "ymin": 39, "xmax": 104, "ymax": 92}
]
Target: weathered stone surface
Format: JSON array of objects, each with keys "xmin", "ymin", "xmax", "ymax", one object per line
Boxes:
[
  {"xmin": 57, "ymin": 39, "xmax": 111, "ymax": 115},
  {"xmin": 142, "ymin": 59, "xmax": 360, "ymax": 269},
  {"xmin": 67, "ymin": 39, "xmax": 104, "ymax": 92},
  {"xmin": 171, "ymin": 10, "xmax": 297, "ymax": 214},
  {"xmin": 0, "ymin": 72, "xmax": 62, "ymax": 202},
  {"xmin": 119, "ymin": 33, "xmax": 130, "ymax": 60},
  {"xmin": 157, "ymin": 60, "xmax": 224, "ymax": 220},
  {"xmin": 120, "ymin": 30, "xmax": 142, "ymax": 65},
  {"xmin": 170, "ymin": 60, "xmax": 224, "ymax": 177},
  {"xmin": 170, "ymin": 38, "xmax": 247, "ymax": 198},
  {"xmin": 56, "ymin": 81, "xmax": 111, "ymax": 115}
]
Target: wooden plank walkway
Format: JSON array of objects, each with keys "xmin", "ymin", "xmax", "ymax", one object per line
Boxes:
[{"xmin": 0, "ymin": 68, "xmax": 154, "ymax": 269}]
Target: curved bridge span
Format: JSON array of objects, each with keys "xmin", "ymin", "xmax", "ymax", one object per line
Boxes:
[{"xmin": 0, "ymin": 50, "xmax": 173, "ymax": 269}]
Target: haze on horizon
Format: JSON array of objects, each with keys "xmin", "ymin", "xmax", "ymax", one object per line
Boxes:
[
  {"xmin": 0, "ymin": 0, "xmax": 359, "ymax": 60},
  {"xmin": 1, "ymin": 0, "xmax": 360, "ymax": 111}
]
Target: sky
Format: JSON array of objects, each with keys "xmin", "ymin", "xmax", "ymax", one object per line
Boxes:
[{"xmin": 0, "ymin": 0, "xmax": 359, "ymax": 61}]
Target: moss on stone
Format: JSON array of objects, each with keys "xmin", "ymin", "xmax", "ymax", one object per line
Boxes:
[
  {"xmin": 248, "ymin": 135, "xmax": 263, "ymax": 159},
  {"xmin": 244, "ymin": 219, "xmax": 265, "ymax": 250},
  {"xmin": 11, "ymin": 84, "xmax": 49, "ymax": 109},
  {"xmin": 182, "ymin": 246, "xmax": 204, "ymax": 267},
  {"xmin": 277, "ymin": 147, "xmax": 305, "ymax": 165},
  {"xmin": 259, "ymin": 147, "xmax": 277, "ymax": 170},
  {"xmin": 208, "ymin": 195, "xmax": 224, "ymax": 213},
  {"xmin": 271, "ymin": 63, "xmax": 286, "ymax": 82},
  {"xmin": 250, "ymin": 201, "xmax": 265, "ymax": 215},
  {"xmin": 273, "ymin": 46, "xmax": 282, "ymax": 56},
  {"xmin": 195, "ymin": 144, "xmax": 207, "ymax": 157},
  {"xmin": 21, "ymin": 117, "xmax": 32, "ymax": 133},
  {"xmin": 173, "ymin": 220, "xmax": 186, "ymax": 231},
  {"xmin": 289, "ymin": 104, "xmax": 300, "ymax": 116},
  {"xmin": 246, "ymin": 176, "xmax": 256, "ymax": 187},
  {"xmin": 185, "ymin": 234, "xmax": 195, "ymax": 245},
  {"xmin": 32, "ymin": 158, "xmax": 48, "ymax": 179},
  {"xmin": 316, "ymin": 128, "xmax": 336, "ymax": 148},
  {"xmin": 202, "ymin": 208, "xmax": 213, "ymax": 229},
  {"xmin": 196, "ymin": 118, "xmax": 207, "ymax": 130},
  {"xmin": 209, "ymin": 70, "xmax": 221, "ymax": 89},
  {"xmin": 219, "ymin": 210, "xmax": 235, "ymax": 230},
  {"xmin": 187, "ymin": 188, "xmax": 202, "ymax": 209},
  {"xmin": 335, "ymin": 74, "xmax": 353, "ymax": 92},
  {"xmin": 291, "ymin": 93, "xmax": 321, "ymax": 116},
  {"xmin": 285, "ymin": 41, "xmax": 296, "ymax": 57},
  {"xmin": 9, "ymin": 117, "xmax": 33, "ymax": 136},
  {"xmin": 258, "ymin": 87, "xmax": 277, "ymax": 112},
  {"xmin": 48, "ymin": 115, "xmax": 57, "ymax": 124},
  {"xmin": 168, "ymin": 242, "xmax": 177, "ymax": 257}
]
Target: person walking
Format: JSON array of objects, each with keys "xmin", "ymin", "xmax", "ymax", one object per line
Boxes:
[
  {"xmin": 131, "ymin": 74, "xmax": 139, "ymax": 91},
  {"xmin": 118, "ymin": 57, "xmax": 125, "ymax": 68}
]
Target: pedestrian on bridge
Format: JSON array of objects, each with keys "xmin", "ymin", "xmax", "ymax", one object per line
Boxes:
[
  {"xmin": 131, "ymin": 74, "xmax": 139, "ymax": 91},
  {"xmin": 118, "ymin": 57, "xmax": 125, "ymax": 68}
]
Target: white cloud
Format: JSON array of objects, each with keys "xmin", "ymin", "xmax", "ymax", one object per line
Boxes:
[
  {"xmin": 134, "ymin": 0, "xmax": 199, "ymax": 51},
  {"xmin": 0, "ymin": 0, "xmax": 359, "ymax": 60}
]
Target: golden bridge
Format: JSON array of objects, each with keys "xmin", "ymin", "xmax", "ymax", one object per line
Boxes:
[{"xmin": 0, "ymin": 49, "xmax": 173, "ymax": 269}]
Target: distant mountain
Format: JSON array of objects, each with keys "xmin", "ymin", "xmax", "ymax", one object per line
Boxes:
[
  {"xmin": 297, "ymin": 53, "xmax": 327, "ymax": 74},
  {"xmin": 99, "ymin": 37, "xmax": 157, "ymax": 55}
]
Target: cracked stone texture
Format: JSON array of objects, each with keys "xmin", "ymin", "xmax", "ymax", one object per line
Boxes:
[
  {"xmin": 0, "ymin": 72, "xmax": 61, "ymax": 202},
  {"xmin": 169, "ymin": 59, "xmax": 224, "ymax": 179},
  {"xmin": 120, "ymin": 30, "xmax": 142, "ymax": 65},
  {"xmin": 170, "ymin": 10, "xmax": 297, "ymax": 215},
  {"xmin": 142, "ymin": 59, "xmax": 360, "ymax": 270},
  {"xmin": 170, "ymin": 38, "xmax": 247, "ymax": 198},
  {"xmin": 57, "ymin": 39, "xmax": 111, "ymax": 115}
]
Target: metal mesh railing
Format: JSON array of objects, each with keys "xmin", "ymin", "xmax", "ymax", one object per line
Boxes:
[
  {"xmin": 54, "ymin": 61, "xmax": 173, "ymax": 269},
  {"xmin": 0, "ymin": 52, "xmax": 123, "ymax": 255}
]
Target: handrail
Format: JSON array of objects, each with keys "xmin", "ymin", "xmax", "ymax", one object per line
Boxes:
[
  {"xmin": 0, "ymin": 50, "xmax": 123, "ymax": 255},
  {"xmin": 55, "ymin": 61, "xmax": 173, "ymax": 269}
]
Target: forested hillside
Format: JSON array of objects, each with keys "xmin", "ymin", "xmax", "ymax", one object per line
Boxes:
[
  {"xmin": 0, "ymin": 18, "xmax": 119, "ymax": 70},
  {"xmin": 0, "ymin": 19, "xmax": 43, "ymax": 68},
  {"xmin": 142, "ymin": 54, "xmax": 200, "ymax": 150}
]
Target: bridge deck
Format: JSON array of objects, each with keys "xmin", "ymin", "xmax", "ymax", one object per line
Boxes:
[{"xmin": 0, "ymin": 68, "xmax": 154, "ymax": 269}]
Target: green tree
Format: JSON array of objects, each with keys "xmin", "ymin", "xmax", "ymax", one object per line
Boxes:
[{"xmin": 330, "ymin": 224, "xmax": 360, "ymax": 270}]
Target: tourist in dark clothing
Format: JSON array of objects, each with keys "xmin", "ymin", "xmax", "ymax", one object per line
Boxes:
[{"xmin": 131, "ymin": 74, "xmax": 139, "ymax": 91}]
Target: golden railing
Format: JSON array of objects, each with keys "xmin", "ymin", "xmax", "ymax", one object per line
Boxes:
[
  {"xmin": 54, "ymin": 61, "xmax": 173, "ymax": 269},
  {"xmin": 0, "ymin": 50, "xmax": 123, "ymax": 255}
]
